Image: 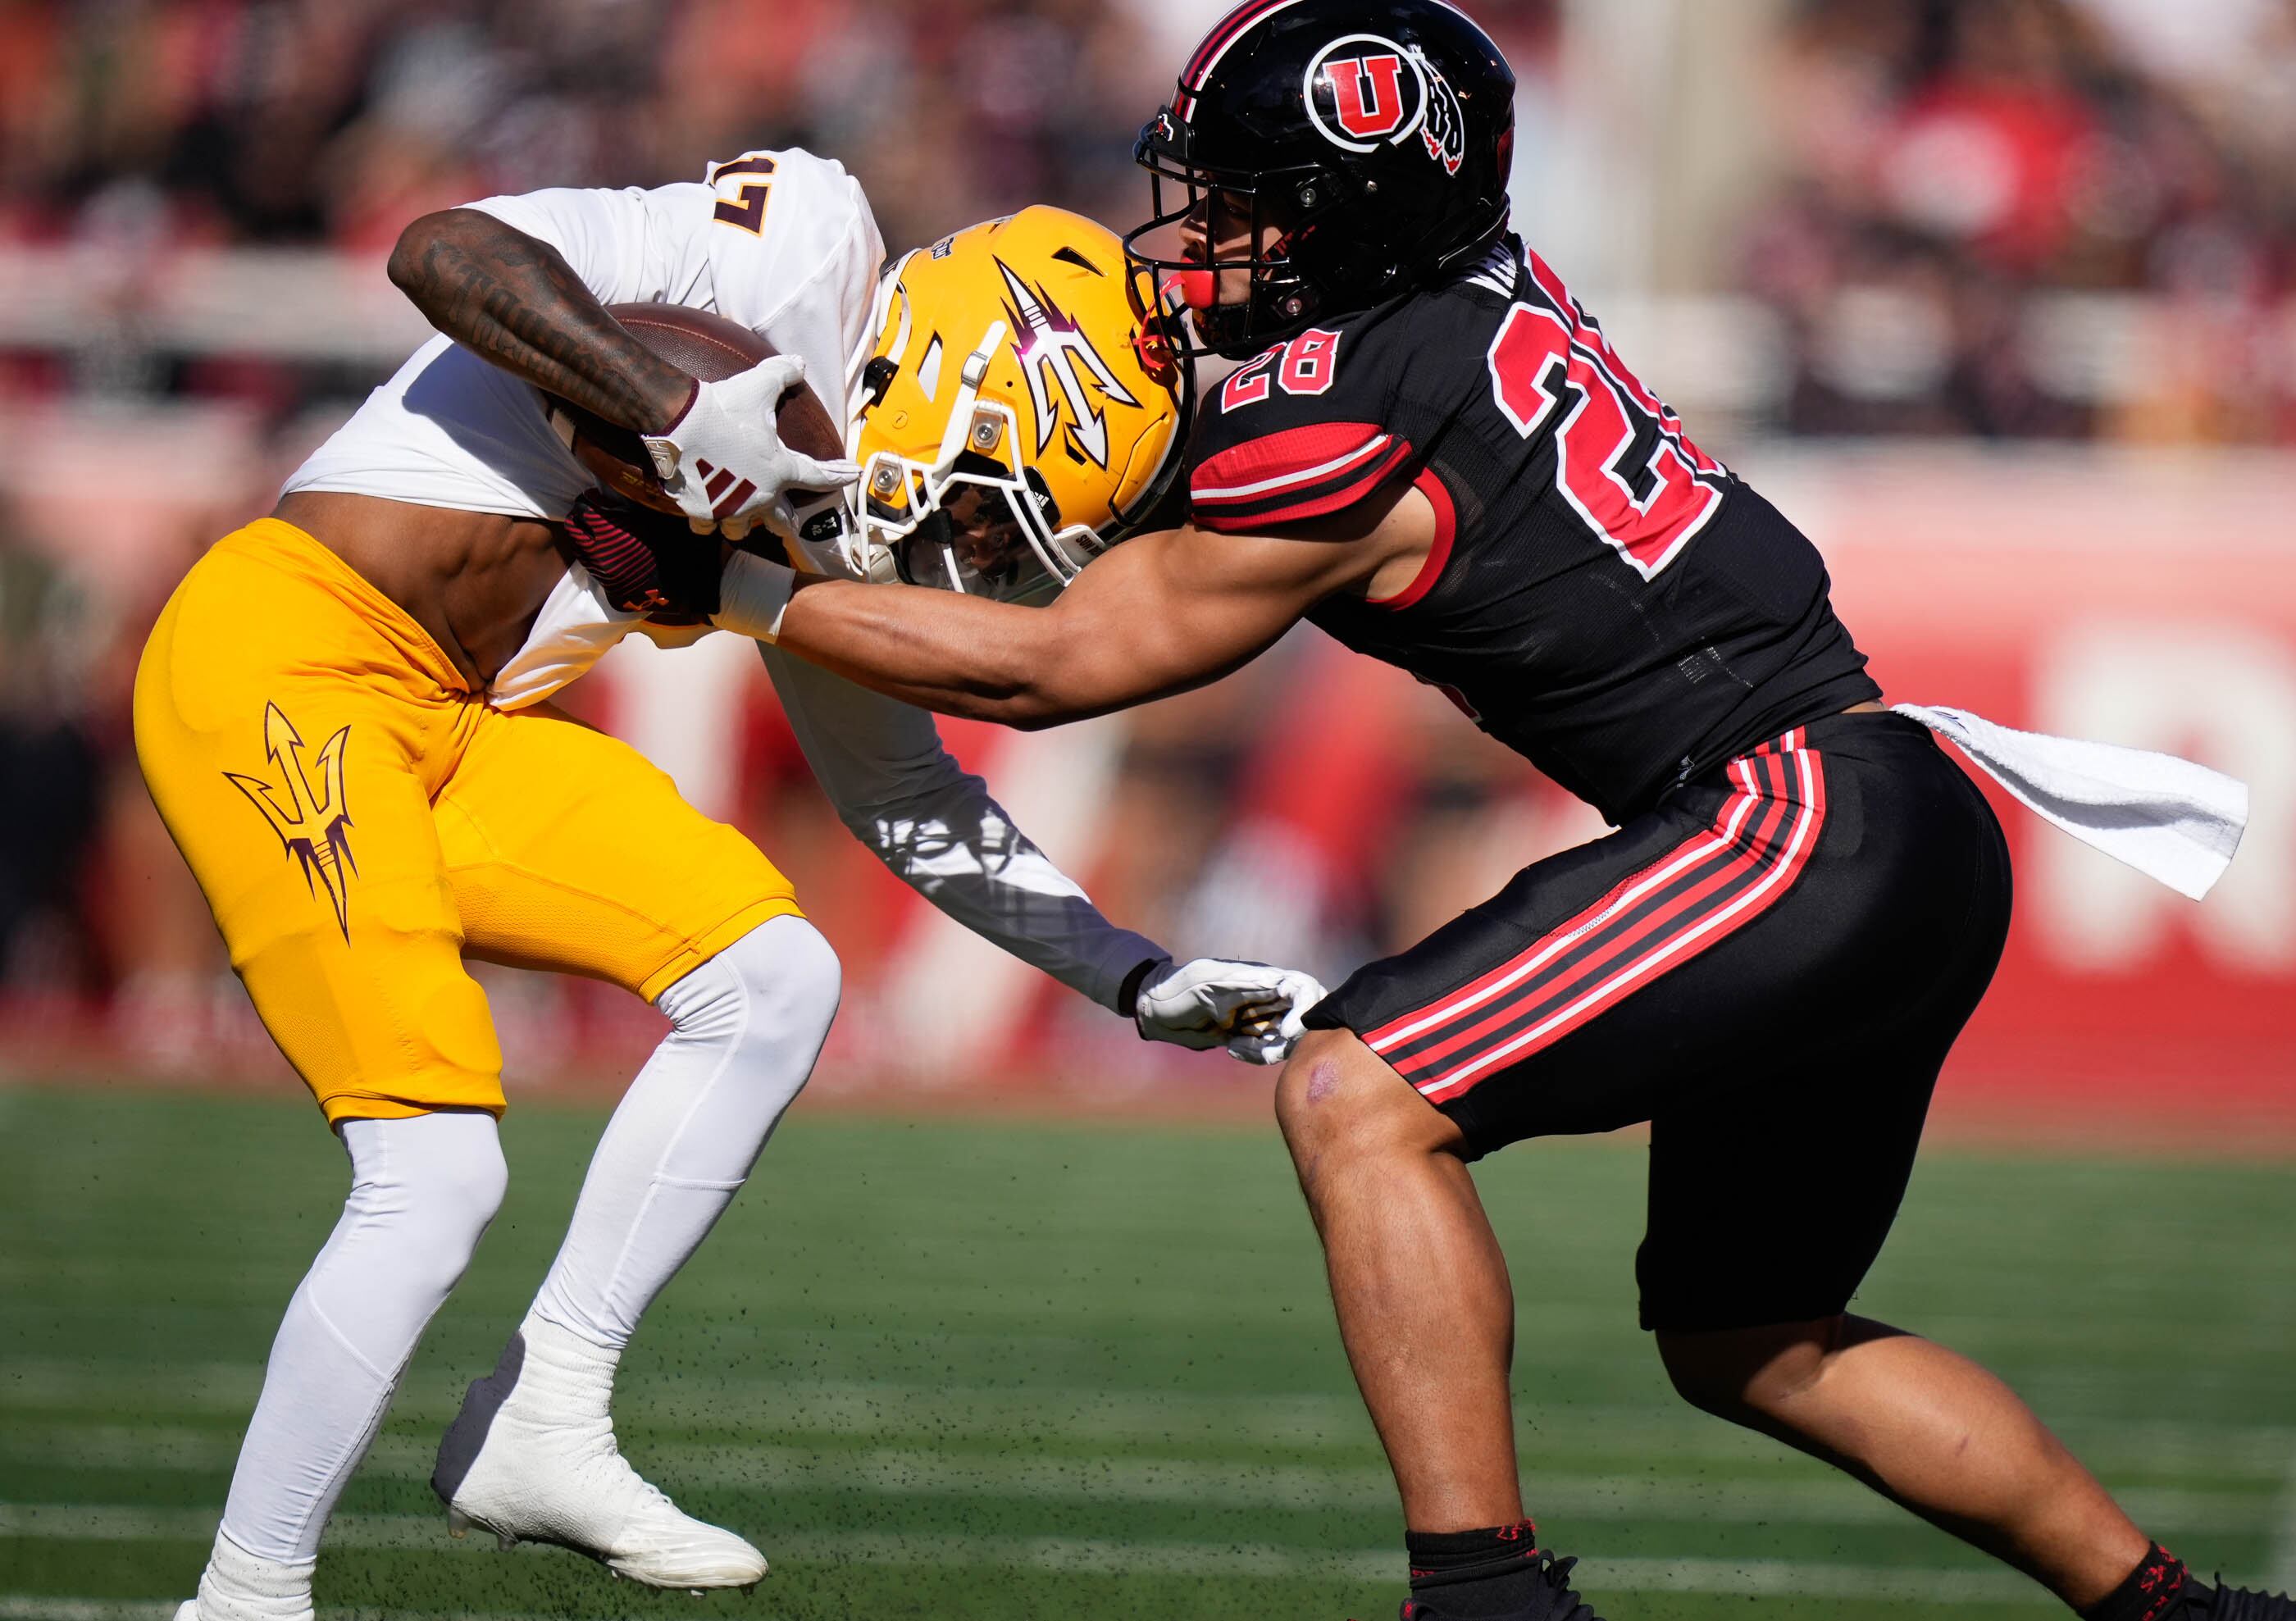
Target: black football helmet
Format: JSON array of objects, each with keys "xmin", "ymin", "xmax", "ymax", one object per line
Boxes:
[{"xmin": 1125, "ymin": 0, "xmax": 1516, "ymax": 360}]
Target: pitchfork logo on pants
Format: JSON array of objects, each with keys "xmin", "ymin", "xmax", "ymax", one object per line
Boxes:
[
  {"xmin": 225, "ymin": 702, "xmax": 358, "ymax": 941},
  {"xmin": 1303, "ymin": 34, "xmax": 1465, "ymax": 172}
]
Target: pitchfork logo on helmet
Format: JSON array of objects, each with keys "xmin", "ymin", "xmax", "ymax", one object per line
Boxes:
[
  {"xmin": 836, "ymin": 207, "xmax": 1191, "ymax": 604},
  {"xmin": 995, "ymin": 258, "xmax": 1141, "ymax": 471}
]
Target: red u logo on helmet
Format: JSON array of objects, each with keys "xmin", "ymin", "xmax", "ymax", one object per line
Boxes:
[
  {"xmin": 1323, "ymin": 54, "xmax": 1407, "ymax": 139},
  {"xmin": 1304, "ymin": 34, "xmax": 1430, "ymax": 153}
]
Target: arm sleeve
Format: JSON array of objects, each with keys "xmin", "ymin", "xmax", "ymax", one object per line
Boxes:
[{"xmin": 758, "ymin": 644, "xmax": 1166, "ymax": 1013}]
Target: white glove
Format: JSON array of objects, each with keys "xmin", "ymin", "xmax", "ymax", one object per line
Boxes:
[
  {"xmin": 642, "ymin": 353, "xmax": 860, "ymax": 529},
  {"xmin": 1135, "ymin": 957, "xmax": 1328, "ymax": 1067}
]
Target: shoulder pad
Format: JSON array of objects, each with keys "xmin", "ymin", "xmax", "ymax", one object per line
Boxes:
[
  {"xmin": 1186, "ymin": 321, "xmax": 1411, "ymax": 532},
  {"xmin": 1190, "ymin": 421, "xmax": 1414, "ymax": 534}
]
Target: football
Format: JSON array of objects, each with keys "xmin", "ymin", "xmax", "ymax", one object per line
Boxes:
[{"xmin": 543, "ymin": 303, "xmax": 845, "ymax": 515}]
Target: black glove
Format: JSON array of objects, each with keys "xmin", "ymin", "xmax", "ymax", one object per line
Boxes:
[{"xmin": 562, "ymin": 492, "xmax": 723, "ymax": 622}]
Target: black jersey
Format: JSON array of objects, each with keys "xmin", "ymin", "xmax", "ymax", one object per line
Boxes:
[{"xmin": 1182, "ymin": 237, "xmax": 1879, "ymax": 825}]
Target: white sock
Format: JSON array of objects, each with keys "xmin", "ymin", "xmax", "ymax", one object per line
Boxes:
[
  {"xmin": 527, "ymin": 914, "xmax": 840, "ymax": 1355},
  {"xmin": 209, "ymin": 1109, "xmax": 507, "ymax": 1575},
  {"xmin": 191, "ymin": 1528, "xmax": 315, "ymax": 1620},
  {"xmin": 494, "ymin": 1312, "xmax": 622, "ymax": 1419}
]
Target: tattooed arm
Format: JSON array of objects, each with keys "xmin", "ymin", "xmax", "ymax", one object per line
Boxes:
[{"xmin": 387, "ymin": 207, "xmax": 692, "ymax": 433}]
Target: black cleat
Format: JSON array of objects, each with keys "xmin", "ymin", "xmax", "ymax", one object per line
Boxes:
[
  {"xmin": 2192, "ymin": 1577, "xmax": 2296, "ymax": 1620},
  {"xmin": 1400, "ymin": 1546, "xmax": 1606, "ymax": 1621}
]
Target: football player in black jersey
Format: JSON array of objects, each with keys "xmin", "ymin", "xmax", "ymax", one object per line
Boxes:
[{"xmin": 656, "ymin": 5, "xmax": 2282, "ymax": 1620}]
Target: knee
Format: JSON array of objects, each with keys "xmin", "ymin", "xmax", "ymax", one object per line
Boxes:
[
  {"xmin": 340, "ymin": 1110, "xmax": 507, "ymax": 1291},
  {"xmin": 1655, "ymin": 1318, "xmax": 1838, "ymax": 1422},
  {"xmin": 1273, "ymin": 1028, "xmax": 1346, "ymax": 1144},
  {"xmin": 743, "ymin": 916, "xmax": 841, "ymax": 1050},
  {"xmin": 409, "ymin": 1114, "xmax": 510, "ymax": 1241},
  {"xmin": 661, "ymin": 916, "xmax": 841, "ymax": 1098},
  {"xmin": 1274, "ymin": 1027, "xmax": 1451, "ymax": 1177},
  {"xmin": 1656, "ymin": 1333, "xmax": 1754, "ymax": 1419}
]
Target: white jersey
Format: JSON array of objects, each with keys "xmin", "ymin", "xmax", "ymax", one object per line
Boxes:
[
  {"xmin": 281, "ymin": 150, "xmax": 1163, "ymax": 1010},
  {"xmin": 287, "ymin": 148, "xmax": 878, "ymax": 712},
  {"xmin": 288, "ymin": 148, "xmax": 876, "ymax": 532}
]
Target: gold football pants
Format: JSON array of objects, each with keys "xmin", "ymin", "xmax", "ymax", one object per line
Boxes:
[{"xmin": 134, "ymin": 517, "xmax": 801, "ymax": 1123}]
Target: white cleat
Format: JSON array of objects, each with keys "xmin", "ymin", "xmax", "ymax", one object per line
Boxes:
[{"xmin": 431, "ymin": 1318, "xmax": 767, "ymax": 1591}]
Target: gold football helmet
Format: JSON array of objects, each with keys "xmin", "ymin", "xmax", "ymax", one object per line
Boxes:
[{"xmin": 839, "ymin": 206, "xmax": 1191, "ymax": 603}]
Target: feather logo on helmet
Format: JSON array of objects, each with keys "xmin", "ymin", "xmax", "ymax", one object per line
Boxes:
[
  {"xmin": 1419, "ymin": 57, "xmax": 1466, "ymax": 175},
  {"xmin": 1303, "ymin": 34, "xmax": 1465, "ymax": 174},
  {"xmin": 995, "ymin": 257, "xmax": 1141, "ymax": 471}
]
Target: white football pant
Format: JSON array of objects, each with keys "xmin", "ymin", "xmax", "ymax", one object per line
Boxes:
[{"xmin": 192, "ymin": 914, "xmax": 837, "ymax": 1605}]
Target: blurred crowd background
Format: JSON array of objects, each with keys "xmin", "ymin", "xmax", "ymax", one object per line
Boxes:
[
  {"xmin": 7, "ymin": 0, "xmax": 2296, "ymax": 436},
  {"xmin": 1, "ymin": 0, "xmax": 2289, "ymax": 1116},
  {"xmin": 1755, "ymin": 0, "xmax": 2296, "ymax": 439}
]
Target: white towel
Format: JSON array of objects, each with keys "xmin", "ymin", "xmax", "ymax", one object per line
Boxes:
[{"xmin": 1891, "ymin": 703, "xmax": 2248, "ymax": 902}]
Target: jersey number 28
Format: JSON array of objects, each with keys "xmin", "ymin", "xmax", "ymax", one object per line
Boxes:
[
  {"xmin": 1221, "ymin": 328, "xmax": 1342, "ymax": 411},
  {"xmin": 1486, "ymin": 263, "xmax": 1725, "ymax": 581}
]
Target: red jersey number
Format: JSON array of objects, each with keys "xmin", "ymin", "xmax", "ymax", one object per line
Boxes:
[
  {"xmin": 1486, "ymin": 257, "xmax": 1724, "ymax": 580},
  {"xmin": 1221, "ymin": 327, "xmax": 1345, "ymax": 412}
]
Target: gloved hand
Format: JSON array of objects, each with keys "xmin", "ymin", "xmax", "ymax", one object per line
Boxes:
[
  {"xmin": 562, "ymin": 493, "xmax": 723, "ymax": 622},
  {"xmin": 1134, "ymin": 957, "xmax": 1328, "ymax": 1066},
  {"xmin": 640, "ymin": 353, "xmax": 860, "ymax": 528}
]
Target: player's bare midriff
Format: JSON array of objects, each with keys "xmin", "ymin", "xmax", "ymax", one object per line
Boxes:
[{"xmin": 273, "ymin": 489, "xmax": 571, "ymax": 690}]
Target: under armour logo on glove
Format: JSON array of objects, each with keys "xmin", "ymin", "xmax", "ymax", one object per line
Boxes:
[{"xmin": 562, "ymin": 493, "xmax": 723, "ymax": 622}]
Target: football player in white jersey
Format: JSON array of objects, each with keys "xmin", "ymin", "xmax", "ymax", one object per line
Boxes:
[{"xmin": 138, "ymin": 149, "xmax": 1321, "ymax": 1621}]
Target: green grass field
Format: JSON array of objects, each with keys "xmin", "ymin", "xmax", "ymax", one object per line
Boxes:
[{"xmin": 2, "ymin": 1085, "xmax": 2292, "ymax": 1621}]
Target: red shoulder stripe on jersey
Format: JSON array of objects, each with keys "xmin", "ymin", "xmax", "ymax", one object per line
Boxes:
[
  {"xmin": 1193, "ymin": 437, "xmax": 1414, "ymax": 534},
  {"xmin": 1191, "ymin": 423, "xmax": 1391, "ymax": 506},
  {"xmin": 1369, "ymin": 467, "xmax": 1456, "ymax": 611}
]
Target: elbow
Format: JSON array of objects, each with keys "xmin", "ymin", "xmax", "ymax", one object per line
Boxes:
[
  {"xmin": 385, "ymin": 214, "xmax": 437, "ymax": 294},
  {"xmin": 386, "ymin": 207, "xmax": 480, "ymax": 296},
  {"xmin": 944, "ymin": 685, "xmax": 1064, "ymax": 731},
  {"xmin": 998, "ymin": 695, "xmax": 1073, "ymax": 731}
]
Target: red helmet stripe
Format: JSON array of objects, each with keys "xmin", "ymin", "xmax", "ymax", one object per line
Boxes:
[{"xmin": 1176, "ymin": 0, "xmax": 1310, "ymax": 118}]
